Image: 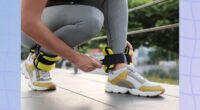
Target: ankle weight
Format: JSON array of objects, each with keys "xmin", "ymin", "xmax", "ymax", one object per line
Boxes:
[{"xmin": 34, "ymin": 51, "xmax": 61, "ymax": 72}]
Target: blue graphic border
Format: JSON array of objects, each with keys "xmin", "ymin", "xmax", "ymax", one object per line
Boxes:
[
  {"xmin": 0, "ymin": 0, "xmax": 200, "ymax": 110},
  {"xmin": 0, "ymin": 0, "xmax": 20, "ymax": 110},
  {"xmin": 180, "ymin": 0, "xmax": 200, "ymax": 110}
]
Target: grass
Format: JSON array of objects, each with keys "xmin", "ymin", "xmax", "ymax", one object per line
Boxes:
[{"xmin": 145, "ymin": 76, "xmax": 179, "ymax": 85}]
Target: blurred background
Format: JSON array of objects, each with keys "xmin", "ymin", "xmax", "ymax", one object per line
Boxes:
[{"xmin": 21, "ymin": 0, "xmax": 179, "ymax": 85}]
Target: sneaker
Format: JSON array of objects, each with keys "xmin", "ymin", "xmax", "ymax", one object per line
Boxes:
[
  {"xmin": 21, "ymin": 53, "xmax": 56, "ymax": 91},
  {"xmin": 105, "ymin": 65, "xmax": 165, "ymax": 96}
]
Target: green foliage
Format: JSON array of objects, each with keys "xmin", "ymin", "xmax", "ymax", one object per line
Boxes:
[
  {"xmin": 128, "ymin": 0, "xmax": 152, "ymax": 8},
  {"xmin": 77, "ymin": 44, "xmax": 90, "ymax": 53},
  {"xmin": 128, "ymin": 0, "xmax": 179, "ymax": 53},
  {"xmin": 80, "ymin": 0, "xmax": 179, "ymax": 58}
]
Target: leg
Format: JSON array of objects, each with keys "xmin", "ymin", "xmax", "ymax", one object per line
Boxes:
[
  {"xmin": 101, "ymin": 0, "xmax": 128, "ymax": 70},
  {"xmin": 77, "ymin": 0, "xmax": 128, "ymax": 54},
  {"xmin": 73, "ymin": 1, "xmax": 165, "ymax": 96},
  {"xmin": 102, "ymin": 0, "xmax": 128, "ymax": 54},
  {"xmin": 22, "ymin": 5, "xmax": 104, "ymax": 55},
  {"xmin": 21, "ymin": 5, "xmax": 104, "ymax": 91},
  {"xmin": 76, "ymin": 0, "xmax": 128, "ymax": 70}
]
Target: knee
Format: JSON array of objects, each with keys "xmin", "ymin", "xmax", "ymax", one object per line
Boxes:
[{"xmin": 81, "ymin": 7, "xmax": 104, "ymax": 38}]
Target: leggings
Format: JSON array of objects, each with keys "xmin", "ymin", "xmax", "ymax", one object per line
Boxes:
[{"xmin": 22, "ymin": 0, "xmax": 128, "ymax": 54}]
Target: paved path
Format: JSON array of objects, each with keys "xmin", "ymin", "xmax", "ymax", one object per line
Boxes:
[{"xmin": 21, "ymin": 69, "xmax": 179, "ymax": 110}]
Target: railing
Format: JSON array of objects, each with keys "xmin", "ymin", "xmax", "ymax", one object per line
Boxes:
[
  {"xmin": 91, "ymin": 23, "xmax": 179, "ymax": 41},
  {"xmin": 128, "ymin": 0, "xmax": 167, "ymax": 12},
  {"xmin": 74, "ymin": 0, "xmax": 179, "ymax": 73}
]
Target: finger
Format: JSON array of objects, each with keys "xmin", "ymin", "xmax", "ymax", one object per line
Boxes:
[
  {"xmin": 128, "ymin": 43, "xmax": 133, "ymax": 49},
  {"xmin": 94, "ymin": 58, "xmax": 103, "ymax": 65},
  {"xmin": 85, "ymin": 67, "xmax": 95, "ymax": 72},
  {"xmin": 87, "ymin": 57, "xmax": 102, "ymax": 68},
  {"xmin": 85, "ymin": 54, "xmax": 90, "ymax": 57},
  {"xmin": 81, "ymin": 65, "xmax": 95, "ymax": 72},
  {"xmin": 81, "ymin": 67, "xmax": 92, "ymax": 72},
  {"xmin": 127, "ymin": 41, "xmax": 133, "ymax": 49},
  {"xmin": 98, "ymin": 60, "xmax": 103, "ymax": 64},
  {"xmin": 79, "ymin": 65, "xmax": 88, "ymax": 72},
  {"xmin": 92, "ymin": 60, "xmax": 102, "ymax": 68}
]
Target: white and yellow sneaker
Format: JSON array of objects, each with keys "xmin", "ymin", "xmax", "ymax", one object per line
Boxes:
[
  {"xmin": 21, "ymin": 53, "xmax": 56, "ymax": 91},
  {"xmin": 105, "ymin": 65, "xmax": 165, "ymax": 96}
]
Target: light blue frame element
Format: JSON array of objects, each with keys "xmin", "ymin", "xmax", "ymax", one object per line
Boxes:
[
  {"xmin": 0, "ymin": 0, "xmax": 20, "ymax": 110},
  {"xmin": 180, "ymin": 0, "xmax": 200, "ymax": 110}
]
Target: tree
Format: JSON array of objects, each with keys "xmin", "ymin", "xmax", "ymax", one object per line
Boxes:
[
  {"xmin": 128, "ymin": 0, "xmax": 179, "ymax": 53},
  {"xmin": 85, "ymin": 0, "xmax": 179, "ymax": 60}
]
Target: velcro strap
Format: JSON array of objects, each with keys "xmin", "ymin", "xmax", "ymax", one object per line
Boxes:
[
  {"xmin": 101, "ymin": 54, "xmax": 127, "ymax": 66},
  {"xmin": 36, "ymin": 54, "xmax": 56, "ymax": 65},
  {"xmin": 124, "ymin": 46, "xmax": 133, "ymax": 64},
  {"xmin": 30, "ymin": 49, "xmax": 36, "ymax": 53},
  {"xmin": 34, "ymin": 52, "xmax": 61, "ymax": 71},
  {"xmin": 125, "ymin": 54, "xmax": 132, "ymax": 64},
  {"xmin": 30, "ymin": 45, "xmax": 41, "ymax": 53}
]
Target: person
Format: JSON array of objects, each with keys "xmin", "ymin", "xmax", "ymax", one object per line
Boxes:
[{"xmin": 21, "ymin": 0, "xmax": 164, "ymax": 96}]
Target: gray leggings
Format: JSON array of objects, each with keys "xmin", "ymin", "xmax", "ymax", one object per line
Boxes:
[{"xmin": 22, "ymin": 0, "xmax": 128, "ymax": 54}]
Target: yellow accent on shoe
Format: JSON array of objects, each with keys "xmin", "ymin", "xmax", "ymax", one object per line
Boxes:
[
  {"xmin": 32, "ymin": 82, "xmax": 56, "ymax": 90},
  {"xmin": 108, "ymin": 71, "xmax": 128, "ymax": 84},
  {"xmin": 25, "ymin": 63, "xmax": 35, "ymax": 73},
  {"xmin": 139, "ymin": 86, "xmax": 165, "ymax": 92},
  {"xmin": 116, "ymin": 80, "xmax": 135, "ymax": 89}
]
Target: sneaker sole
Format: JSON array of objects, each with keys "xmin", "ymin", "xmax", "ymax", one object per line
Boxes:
[
  {"xmin": 28, "ymin": 81, "xmax": 56, "ymax": 91},
  {"xmin": 105, "ymin": 82, "xmax": 164, "ymax": 97},
  {"xmin": 21, "ymin": 62, "xmax": 56, "ymax": 91}
]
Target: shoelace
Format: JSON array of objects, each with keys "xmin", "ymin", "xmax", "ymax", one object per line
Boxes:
[
  {"xmin": 127, "ymin": 66, "xmax": 147, "ymax": 82},
  {"xmin": 36, "ymin": 69, "xmax": 51, "ymax": 81},
  {"xmin": 29, "ymin": 53, "xmax": 51, "ymax": 81}
]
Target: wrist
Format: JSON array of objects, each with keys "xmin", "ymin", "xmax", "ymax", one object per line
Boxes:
[{"xmin": 66, "ymin": 51, "xmax": 80, "ymax": 64}]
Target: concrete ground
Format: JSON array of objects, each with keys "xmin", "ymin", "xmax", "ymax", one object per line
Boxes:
[{"xmin": 21, "ymin": 69, "xmax": 179, "ymax": 110}]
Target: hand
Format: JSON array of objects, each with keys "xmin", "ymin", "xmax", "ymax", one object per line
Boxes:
[
  {"xmin": 126, "ymin": 41, "xmax": 134, "ymax": 50},
  {"xmin": 72, "ymin": 53, "xmax": 102, "ymax": 72},
  {"xmin": 126, "ymin": 41, "xmax": 134, "ymax": 63}
]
